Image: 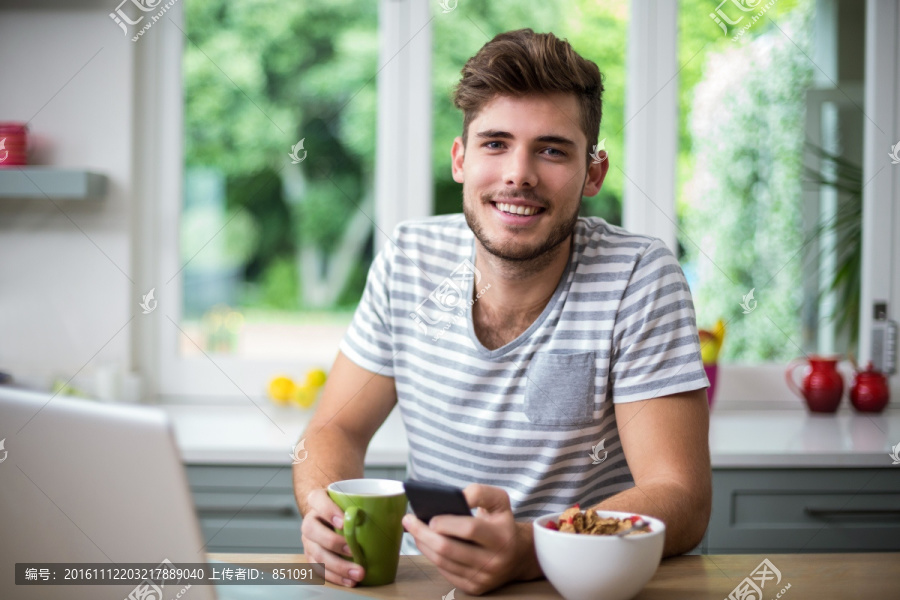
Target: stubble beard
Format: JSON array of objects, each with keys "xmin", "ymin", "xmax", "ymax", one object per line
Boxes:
[{"xmin": 463, "ymin": 187, "xmax": 582, "ymax": 276}]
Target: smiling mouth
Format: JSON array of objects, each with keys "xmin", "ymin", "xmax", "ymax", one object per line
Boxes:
[{"xmin": 491, "ymin": 201, "xmax": 546, "ymax": 217}]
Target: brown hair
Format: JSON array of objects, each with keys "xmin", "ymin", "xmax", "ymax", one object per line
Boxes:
[{"xmin": 452, "ymin": 28, "xmax": 604, "ymax": 163}]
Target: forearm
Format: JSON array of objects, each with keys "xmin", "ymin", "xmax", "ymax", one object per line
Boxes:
[
  {"xmin": 293, "ymin": 425, "xmax": 366, "ymax": 516},
  {"xmin": 512, "ymin": 520, "xmax": 543, "ymax": 581},
  {"xmin": 589, "ymin": 479, "xmax": 711, "ymax": 556}
]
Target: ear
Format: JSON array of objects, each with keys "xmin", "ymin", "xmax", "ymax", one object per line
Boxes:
[
  {"xmin": 451, "ymin": 136, "xmax": 465, "ymax": 183},
  {"xmin": 581, "ymin": 151, "xmax": 609, "ymax": 197}
]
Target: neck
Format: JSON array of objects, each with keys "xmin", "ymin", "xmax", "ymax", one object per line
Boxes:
[{"xmin": 472, "ymin": 235, "xmax": 572, "ymax": 316}]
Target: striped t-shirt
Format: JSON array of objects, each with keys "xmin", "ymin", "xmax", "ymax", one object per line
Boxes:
[{"xmin": 340, "ymin": 214, "xmax": 707, "ymax": 520}]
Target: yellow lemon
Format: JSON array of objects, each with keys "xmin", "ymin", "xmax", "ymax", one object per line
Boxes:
[
  {"xmin": 305, "ymin": 368, "xmax": 327, "ymax": 389},
  {"xmin": 268, "ymin": 376, "xmax": 296, "ymax": 404},
  {"xmin": 291, "ymin": 384, "xmax": 317, "ymax": 408}
]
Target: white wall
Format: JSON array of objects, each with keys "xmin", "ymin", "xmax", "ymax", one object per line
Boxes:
[{"xmin": 0, "ymin": 9, "xmax": 135, "ymax": 393}]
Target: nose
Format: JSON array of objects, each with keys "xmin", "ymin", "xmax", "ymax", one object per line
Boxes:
[{"xmin": 503, "ymin": 146, "xmax": 538, "ymax": 189}]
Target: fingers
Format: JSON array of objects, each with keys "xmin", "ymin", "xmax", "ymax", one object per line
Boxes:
[
  {"xmin": 301, "ymin": 510, "xmax": 353, "ymax": 557},
  {"xmin": 301, "ymin": 490, "xmax": 364, "ymax": 587},
  {"xmin": 304, "ymin": 490, "xmax": 352, "ymax": 556},
  {"xmin": 429, "ymin": 513, "xmax": 502, "ymax": 548},
  {"xmin": 311, "ymin": 540, "xmax": 364, "ymax": 587},
  {"xmin": 306, "ymin": 489, "xmax": 345, "ymax": 529},
  {"xmin": 403, "ymin": 513, "xmax": 501, "ymax": 572},
  {"xmin": 402, "ymin": 514, "xmax": 473, "ymax": 579},
  {"xmin": 462, "ymin": 484, "xmax": 511, "ymax": 513}
]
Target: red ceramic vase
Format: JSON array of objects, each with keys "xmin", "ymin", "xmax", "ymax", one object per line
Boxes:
[{"xmin": 785, "ymin": 356, "xmax": 844, "ymax": 413}]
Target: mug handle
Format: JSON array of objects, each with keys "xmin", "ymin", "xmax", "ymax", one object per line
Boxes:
[
  {"xmin": 343, "ymin": 506, "xmax": 367, "ymax": 570},
  {"xmin": 785, "ymin": 359, "xmax": 806, "ymax": 400}
]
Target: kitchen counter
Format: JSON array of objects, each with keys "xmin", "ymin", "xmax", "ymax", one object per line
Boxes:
[
  {"xmin": 709, "ymin": 408, "xmax": 899, "ymax": 467},
  {"xmin": 160, "ymin": 403, "xmax": 409, "ymax": 466},
  {"xmin": 159, "ymin": 402, "xmax": 900, "ymax": 468}
]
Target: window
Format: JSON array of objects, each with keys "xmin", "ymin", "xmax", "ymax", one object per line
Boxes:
[
  {"xmin": 179, "ymin": 0, "xmax": 378, "ymax": 364},
  {"xmin": 676, "ymin": 0, "xmax": 867, "ymax": 364}
]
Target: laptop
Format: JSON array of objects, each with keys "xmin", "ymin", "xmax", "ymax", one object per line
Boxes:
[{"xmin": 0, "ymin": 386, "xmax": 363, "ymax": 600}]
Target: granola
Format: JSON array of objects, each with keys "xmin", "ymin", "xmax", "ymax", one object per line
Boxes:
[{"xmin": 545, "ymin": 505, "xmax": 650, "ymax": 535}]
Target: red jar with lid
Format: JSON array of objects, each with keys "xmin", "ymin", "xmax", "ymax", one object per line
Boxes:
[
  {"xmin": 850, "ymin": 362, "xmax": 890, "ymax": 413},
  {"xmin": 0, "ymin": 122, "xmax": 29, "ymax": 166}
]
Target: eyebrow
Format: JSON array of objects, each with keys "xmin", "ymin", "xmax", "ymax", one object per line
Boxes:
[{"xmin": 474, "ymin": 129, "xmax": 577, "ymax": 147}]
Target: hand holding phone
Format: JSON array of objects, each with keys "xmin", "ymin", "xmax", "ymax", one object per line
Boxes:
[{"xmin": 403, "ymin": 480, "xmax": 472, "ymax": 524}]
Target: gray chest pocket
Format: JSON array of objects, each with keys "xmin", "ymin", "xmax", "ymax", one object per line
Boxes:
[{"xmin": 523, "ymin": 351, "xmax": 596, "ymax": 426}]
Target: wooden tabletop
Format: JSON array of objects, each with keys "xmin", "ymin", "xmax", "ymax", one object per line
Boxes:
[{"xmin": 209, "ymin": 552, "xmax": 900, "ymax": 599}]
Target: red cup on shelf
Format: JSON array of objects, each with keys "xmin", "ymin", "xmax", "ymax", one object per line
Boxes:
[{"xmin": 0, "ymin": 122, "xmax": 29, "ymax": 166}]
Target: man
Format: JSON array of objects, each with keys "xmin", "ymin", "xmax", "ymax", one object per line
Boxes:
[{"xmin": 293, "ymin": 28, "xmax": 711, "ymax": 595}]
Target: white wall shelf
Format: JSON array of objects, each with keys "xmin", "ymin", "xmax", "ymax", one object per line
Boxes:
[{"xmin": 0, "ymin": 167, "xmax": 108, "ymax": 199}]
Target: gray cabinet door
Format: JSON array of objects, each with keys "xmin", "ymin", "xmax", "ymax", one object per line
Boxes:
[{"xmin": 708, "ymin": 468, "xmax": 900, "ymax": 553}]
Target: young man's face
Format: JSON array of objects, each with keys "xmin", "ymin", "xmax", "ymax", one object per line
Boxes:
[{"xmin": 451, "ymin": 92, "xmax": 607, "ymax": 262}]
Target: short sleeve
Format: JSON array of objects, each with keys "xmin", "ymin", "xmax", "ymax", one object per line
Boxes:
[
  {"xmin": 339, "ymin": 238, "xmax": 397, "ymax": 377},
  {"xmin": 609, "ymin": 239, "xmax": 708, "ymax": 403}
]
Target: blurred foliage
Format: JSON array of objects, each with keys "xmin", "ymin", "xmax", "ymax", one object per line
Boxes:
[
  {"xmin": 180, "ymin": 205, "xmax": 259, "ymax": 270},
  {"xmin": 431, "ymin": 0, "xmax": 627, "ymax": 224},
  {"xmin": 335, "ymin": 240, "xmax": 375, "ymax": 309},
  {"xmin": 257, "ymin": 256, "xmax": 299, "ymax": 312},
  {"xmin": 183, "ymin": 0, "xmax": 378, "ymax": 175},
  {"xmin": 226, "ymin": 168, "xmax": 292, "ymax": 281},
  {"xmin": 296, "ymin": 175, "xmax": 362, "ymax": 254},
  {"xmin": 183, "ymin": 0, "xmax": 378, "ymax": 311},
  {"xmin": 677, "ymin": 0, "xmax": 816, "ymax": 363},
  {"xmin": 676, "ymin": 0, "xmax": 804, "ymax": 162}
]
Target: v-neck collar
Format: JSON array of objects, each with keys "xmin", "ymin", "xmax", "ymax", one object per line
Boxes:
[{"xmin": 464, "ymin": 221, "xmax": 582, "ymax": 358}]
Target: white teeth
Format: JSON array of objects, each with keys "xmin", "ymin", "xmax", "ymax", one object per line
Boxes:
[{"xmin": 495, "ymin": 202, "xmax": 540, "ymax": 216}]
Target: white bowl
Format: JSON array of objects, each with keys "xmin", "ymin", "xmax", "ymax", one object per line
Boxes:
[{"xmin": 533, "ymin": 510, "xmax": 665, "ymax": 600}]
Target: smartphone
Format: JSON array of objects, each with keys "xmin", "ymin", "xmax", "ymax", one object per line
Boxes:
[{"xmin": 403, "ymin": 480, "xmax": 472, "ymax": 524}]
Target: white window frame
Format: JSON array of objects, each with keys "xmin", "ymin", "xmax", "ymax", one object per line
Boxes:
[
  {"xmin": 137, "ymin": 0, "xmax": 899, "ymax": 402},
  {"xmin": 623, "ymin": 0, "xmax": 678, "ymax": 252}
]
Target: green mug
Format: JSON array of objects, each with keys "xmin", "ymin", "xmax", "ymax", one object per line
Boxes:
[{"xmin": 326, "ymin": 479, "xmax": 407, "ymax": 586}]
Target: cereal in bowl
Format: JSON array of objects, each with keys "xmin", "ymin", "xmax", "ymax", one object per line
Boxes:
[{"xmin": 545, "ymin": 504, "xmax": 651, "ymax": 535}]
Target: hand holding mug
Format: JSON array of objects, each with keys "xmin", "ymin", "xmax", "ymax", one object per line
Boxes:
[{"xmin": 300, "ymin": 488, "xmax": 364, "ymax": 587}]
